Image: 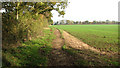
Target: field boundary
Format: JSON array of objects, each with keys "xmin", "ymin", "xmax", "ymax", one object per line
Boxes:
[{"xmin": 62, "ymin": 30, "xmax": 118, "ymax": 56}]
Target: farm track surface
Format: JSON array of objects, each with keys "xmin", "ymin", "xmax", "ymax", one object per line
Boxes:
[
  {"xmin": 48, "ymin": 29, "xmax": 118, "ymax": 66},
  {"xmin": 48, "ymin": 29, "xmax": 75, "ymax": 66}
]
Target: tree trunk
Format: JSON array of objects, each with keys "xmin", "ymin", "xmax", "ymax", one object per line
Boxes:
[
  {"xmin": 17, "ymin": 10, "xmax": 18, "ymax": 19},
  {"xmin": 16, "ymin": 3, "xmax": 20, "ymax": 20}
]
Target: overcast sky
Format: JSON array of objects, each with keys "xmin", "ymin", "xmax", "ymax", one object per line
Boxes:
[{"xmin": 52, "ymin": 0, "xmax": 120, "ymax": 22}]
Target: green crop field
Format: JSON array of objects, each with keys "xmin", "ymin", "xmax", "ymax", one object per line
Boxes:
[{"xmin": 52, "ymin": 25, "xmax": 118, "ymax": 52}]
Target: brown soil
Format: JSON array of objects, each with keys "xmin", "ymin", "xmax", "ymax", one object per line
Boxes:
[{"xmin": 48, "ymin": 29, "xmax": 75, "ymax": 66}]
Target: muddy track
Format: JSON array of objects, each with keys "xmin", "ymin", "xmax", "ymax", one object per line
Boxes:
[{"xmin": 48, "ymin": 29, "xmax": 75, "ymax": 66}]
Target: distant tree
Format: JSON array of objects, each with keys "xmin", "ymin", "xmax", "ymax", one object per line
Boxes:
[
  {"xmin": 106, "ymin": 20, "xmax": 110, "ymax": 24},
  {"xmin": 93, "ymin": 20, "xmax": 97, "ymax": 24},
  {"xmin": 79, "ymin": 21, "xmax": 82, "ymax": 24},
  {"xmin": 85, "ymin": 20, "xmax": 89, "ymax": 24},
  {"xmin": 56, "ymin": 21, "xmax": 59, "ymax": 25},
  {"xmin": 66, "ymin": 20, "xmax": 71, "ymax": 24},
  {"xmin": 61, "ymin": 20, "xmax": 65, "ymax": 24},
  {"xmin": 112, "ymin": 21, "xmax": 116, "ymax": 24},
  {"xmin": 102, "ymin": 21, "xmax": 105, "ymax": 24},
  {"xmin": 76, "ymin": 21, "xmax": 79, "ymax": 24}
]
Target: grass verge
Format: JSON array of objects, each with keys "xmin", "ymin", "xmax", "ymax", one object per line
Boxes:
[{"xmin": 2, "ymin": 28, "xmax": 55, "ymax": 67}]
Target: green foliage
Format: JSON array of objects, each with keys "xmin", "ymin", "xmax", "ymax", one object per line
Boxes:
[
  {"xmin": 62, "ymin": 45, "xmax": 66, "ymax": 50},
  {"xmin": 2, "ymin": 28, "xmax": 55, "ymax": 67},
  {"xmin": 2, "ymin": 2, "xmax": 68, "ymax": 45}
]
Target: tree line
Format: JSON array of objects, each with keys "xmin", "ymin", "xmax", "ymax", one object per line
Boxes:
[
  {"xmin": 54, "ymin": 20, "xmax": 119, "ymax": 25},
  {"xmin": 2, "ymin": 2, "xmax": 68, "ymax": 46}
]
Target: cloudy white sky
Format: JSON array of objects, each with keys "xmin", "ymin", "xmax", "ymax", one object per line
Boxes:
[{"xmin": 52, "ymin": 0, "xmax": 120, "ymax": 22}]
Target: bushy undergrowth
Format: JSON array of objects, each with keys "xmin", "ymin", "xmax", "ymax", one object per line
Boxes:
[
  {"xmin": 2, "ymin": 28, "xmax": 55, "ymax": 67},
  {"xmin": 2, "ymin": 11, "xmax": 48, "ymax": 46}
]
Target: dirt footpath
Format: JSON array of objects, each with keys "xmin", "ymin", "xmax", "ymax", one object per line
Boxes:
[{"xmin": 48, "ymin": 29, "xmax": 75, "ymax": 66}]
